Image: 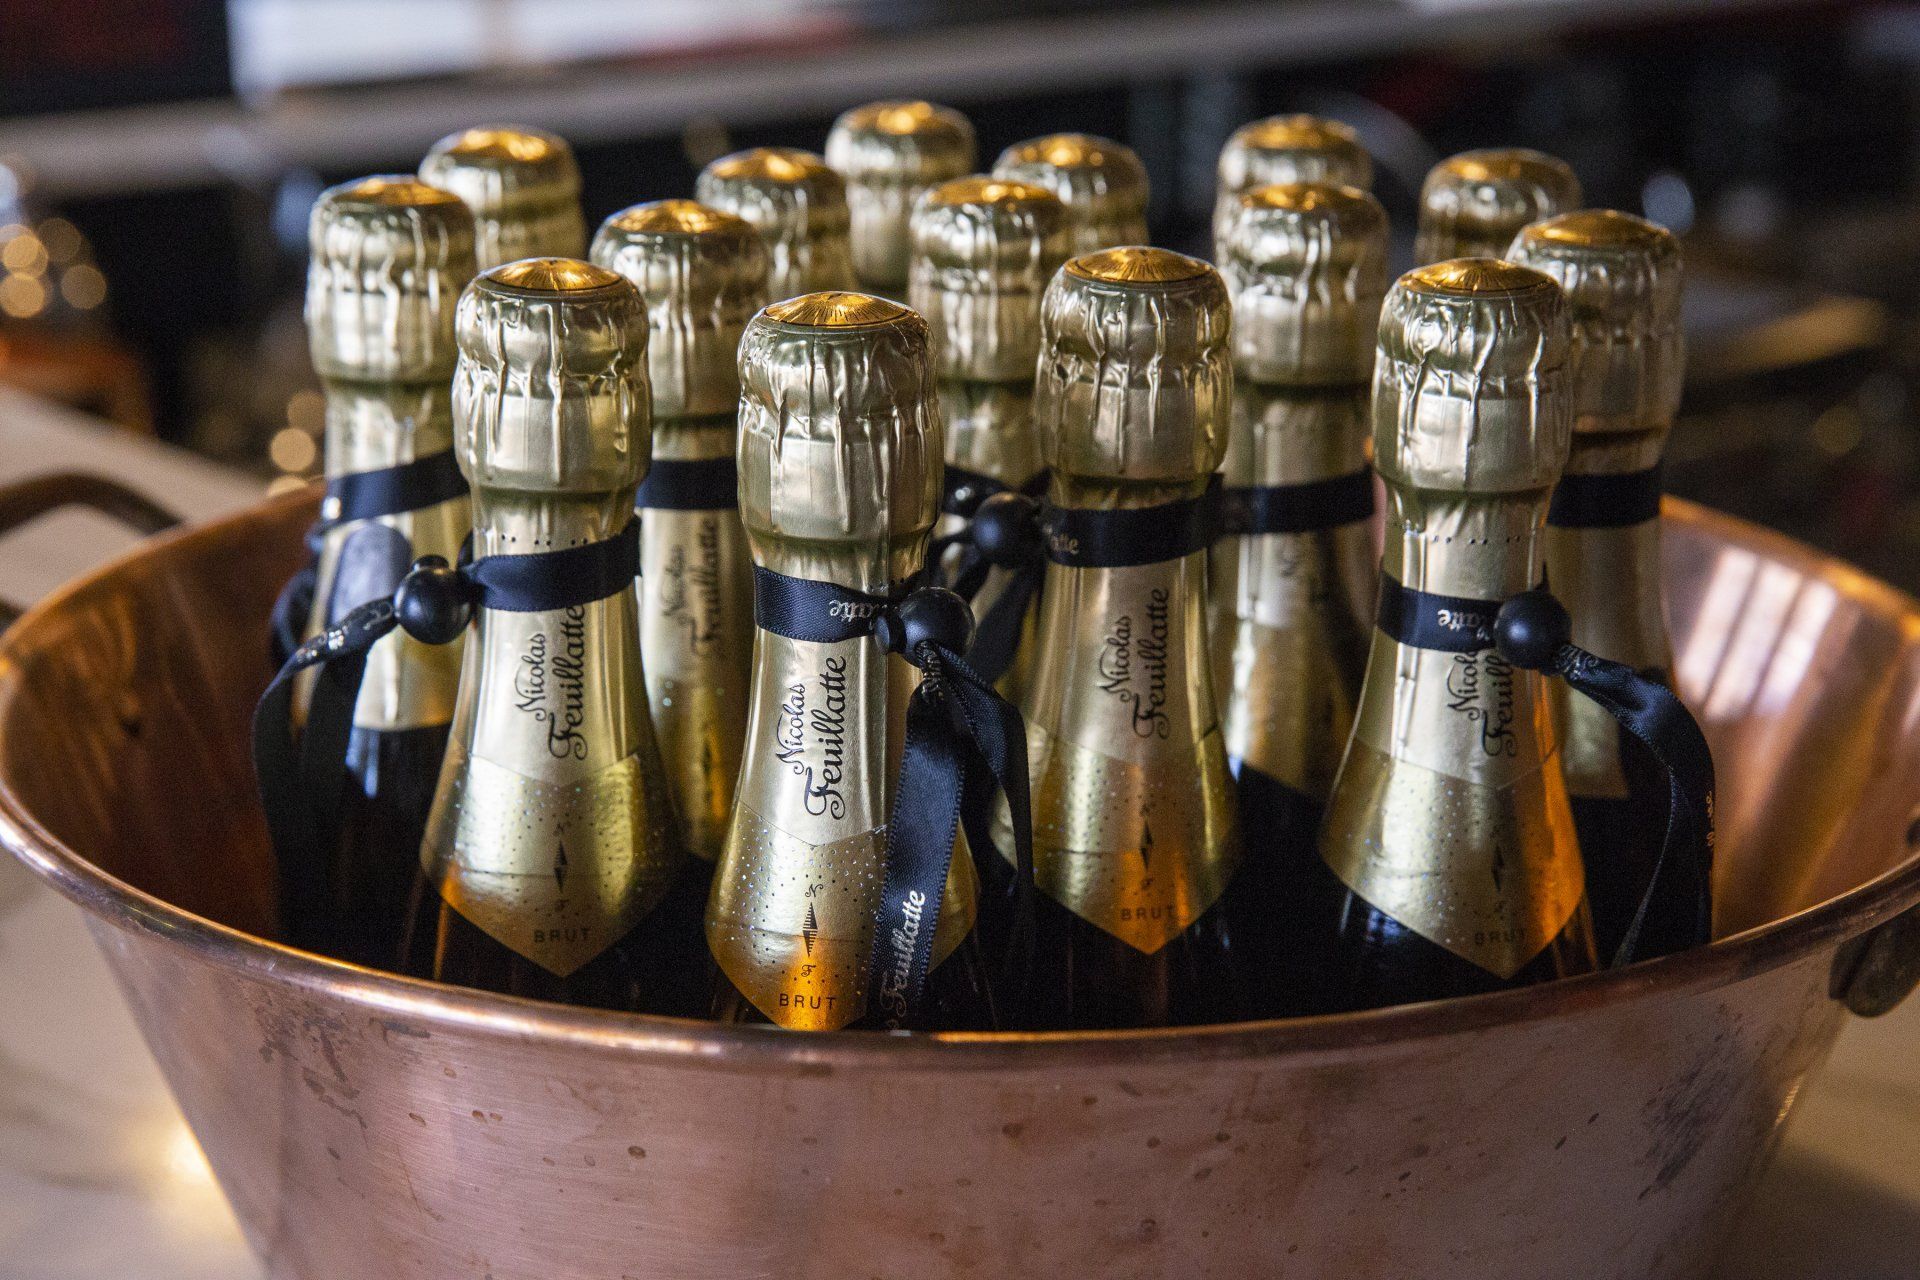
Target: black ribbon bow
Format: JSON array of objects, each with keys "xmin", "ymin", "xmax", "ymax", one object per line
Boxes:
[
  {"xmin": 1375, "ymin": 575, "xmax": 1715, "ymax": 967},
  {"xmin": 253, "ymin": 520, "xmax": 640, "ymax": 946},
  {"xmin": 753, "ymin": 567, "xmax": 1035, "ymax": 1029},
  {"xmin": 268, "ymin": 448, "xmax": 472, "ymax": 666}
]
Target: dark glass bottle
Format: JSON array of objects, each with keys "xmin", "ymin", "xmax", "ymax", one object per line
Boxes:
[
  {"xmin": 992, "ymin": 248, "xmax": 1242, "ymax": 1030},
  {"xmin": 1309, "ymin": 259, "xmax": 1598, "ymax": 1012},
  {"xmin": 400, "ymin": 258, "xmax": 688, "ymax": 1012},
  {"xmin": 706, "ymin": 291, "xmax": 995, "ymax": 1032},
  {"xmin": 1510, "ymin": 209, "xmax": 1705, "ymax": 961},
  {"xmin": 1211, "ymin": 183, "xmax": 1387, "ymax": 1017},
  {"xmin": 294, "ymin": 176, "xmax": 476, "ymax": 965}
]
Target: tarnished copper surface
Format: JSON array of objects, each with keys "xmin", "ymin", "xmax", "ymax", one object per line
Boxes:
[{"xmin": 2, "ymin": 490, "xmax": 1920, "ymax": 1279}]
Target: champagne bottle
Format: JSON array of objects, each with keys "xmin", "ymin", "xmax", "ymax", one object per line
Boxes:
[
  {"xmin": 297, "ymin": 177, "xmax": 476, "ymax": 965},
  {"xmin": 1001, "ymin": 248, "xmax": 1241, "ymax": 1029},
  {"xmin": 1413, "ymin": 149, "xmax": 1581, "ymax": 266},
  {"xmin": 826, "ymin": 100, "xmax": 976, "ymax": 298},
  {"xmin": 991, "ymin": 134, "xmax": 1149, "ymax": 256},
  {"xmin": 694, "ymin": 148, "xmax": 857, "ymax": 301},
  {"xmin": 1507, "ymin": 210, "xmax": 1698, "ymax": 960},
  {"xmin": 419, "ymin": 125, "xmax": 586, "ymax": 270},
  {"xmin": 909, "ymin": 175, "xmax": 1070, "ymax": 693},
  {"xmin": 590, "ymin": 201, "xmax": 768, "ymax": 1016},
  {"xmin": 1311, "ymin": 259, "xmax": 1596, "ymax": 1010},
  {"xmin": 1213, "ymin": 183, "xmax": 1386, "ymax": 1014},
  {"xmin": 1212, "ymin": 114, "xmax": 1373, "ymax": 260},
  {"xmin": 404, "ymin": 258, "xmax": 687, "ymax": 1010},
  {"xmin": 708, "ymin": 291, "xmax": 992, "ymax": 1031}
]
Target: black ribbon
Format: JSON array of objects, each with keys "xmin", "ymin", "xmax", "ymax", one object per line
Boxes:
[
  {"xmin": 269, "ymin": 449, "xmax": 472, "ymax": 666},
  {"xmin": 636, "ymin": 456, "xmax": 738, "ymax": 512},
  {"xmin": 940, "ymin": 465, "xmax": 1048, "ymax": 520},
  {"xmin": 753, "ymin": 567, "xmax": 1034, "ymax": 1029},
  {"xmin": 254, "ymin": 520, "xmax": 639, "ymax": 948},
  {"xmin": 1216, "ymin": 467, "xmax": 1376, "ymax": 537},
  {"xmin": 1374, "ymin": 574, "xmax": 1715, "ymax": 967},
  {"xmin": 1547, "ymin": 465, "xmax": 1663, "ymax": 529}
]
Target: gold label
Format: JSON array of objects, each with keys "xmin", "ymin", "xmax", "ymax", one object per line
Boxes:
[
  {"xmin": 640, "ymin": 510, "xmax": 755, "ymax": 860},
  {"xmin": 421, "ymin": 742, "xmax": 678, "ymax": 976},
  {"xmin": 709, "ymin": 634, "xmax": 973, "ymax": 1028},
  {"xmin": 1545, "ymin": 520, "xmax": 1671, "ymax": 799},
  {"xmin": 423, "ymin": 593, "xmax": 681, "ymax": 975},
  {"xmin": 1321, "ymin": 631, "xmax": 1586, "ymax": 977},
  {"xmin": 1013, "ymin": 555, "xmax": 1240, "ymax": 950},
  {"xmin": 307, "ymin": 495, "xmax": 470, "ymax": 732}
]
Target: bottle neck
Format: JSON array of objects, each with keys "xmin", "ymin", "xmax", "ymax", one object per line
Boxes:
[
  {"xmin": 942, "ymin": 379, "xmax": 1042, "ymax": 487},
  {"xmin": 748, "ymin": 532, "xmax": 925, "ymax": 596},
  {"xmin": 323, "ymin": 378, "xmax": 454, "ymax": 476},
  {"xmin": 1224, "ymin": 383, "xmax": 1368, "ymax": 488},
  {"xmin": 459, "ymin": 489, "xmax": 648, "ymax": 779},
  {"xmin": 652, "ymin": 416, "xmax": 735, "ymax": 462},
  {"xmin": 1382, "ymin": 483, "xmax": 1547, "ymax": 601}
]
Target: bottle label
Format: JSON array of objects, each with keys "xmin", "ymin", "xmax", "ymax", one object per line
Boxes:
[
  {"xmin": 640, "ymin": 510, "xmax": 754, "ymax": 859},
  {"xmin": 313, "ymin": 499, "xmax": 468, "ymax": 732},
  {"xmin": 1320, "ymin": 630, "xmax": 1586, "ymax": 977},
  {"xmin": 420, "ymin": 739, "xmax": 679, "ymax": 977},
  {"xmin": 710, "ymin": 633, "xmax": 973, "ymax": 1027},
  {"xmin": 421, "ymin": 595, "xmax": 680, "ymax": 976},
  {"xmin": 1014, "ymin": 555, "xmax": 1240, "ymax": 952}
]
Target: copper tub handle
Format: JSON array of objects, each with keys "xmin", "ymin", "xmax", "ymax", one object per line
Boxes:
[
  {"xmin": 1831, "ymin": 901, "xmax": 1920, "ymax": 1017},
  {"xmin": 0, "ymin": 471, "xmax": 183, "ymax": 629}
]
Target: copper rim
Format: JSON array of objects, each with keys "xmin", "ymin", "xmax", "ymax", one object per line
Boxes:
[{"xmin": 2, "ymin": 492, "xmax": 1917, "ymax": 1071}]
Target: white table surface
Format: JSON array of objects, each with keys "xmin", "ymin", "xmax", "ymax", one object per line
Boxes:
[{"xmin": 0, "ymin": 387, "xmax": 1916, "ymax": 1278}]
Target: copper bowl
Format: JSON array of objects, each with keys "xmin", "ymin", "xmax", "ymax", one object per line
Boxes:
[{"xmin": 3, "ymin": 492, "xmax": 1918, "ymax": 1280}]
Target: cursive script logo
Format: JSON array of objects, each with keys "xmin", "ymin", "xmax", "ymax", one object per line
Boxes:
[
  {"xmin": 513, "ymin": 606, "xmax": 591, "ymax": 759},
  {"xmin": 828, "ymin": 598, "xmax": 882, "ymax": 624},
  {"xmin": 1095, "ymin": 588, "xmax": 1172, "ymax": 739},
  {"xmin": 872, "ymin": 887, "xmax": 926, "ymax": 1028},
  {"xmin": 772, "ymin": 656, "xmax": 850, "ymax": 819},
  {"xmin": 657, "ymin": 516, "xmax": 723, "ymax": 656},
  {"xmin": 1444, "ymin": 650, "xmax": 1518, "ymax": 757}
]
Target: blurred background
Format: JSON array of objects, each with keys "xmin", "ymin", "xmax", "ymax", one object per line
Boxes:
[{"xmin": 0, "ymin": 0, "xmax": 1910, "ymax": 582}]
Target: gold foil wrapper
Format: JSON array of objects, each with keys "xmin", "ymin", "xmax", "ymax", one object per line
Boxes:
[
  {"xmin": 1413, "ymin": 148, "xmax": 1581, "ymax": 266},
  {"xmin": 1212, "ymin": 114, "xmax": 1373, "ymax": 254},
  {"xmin": 591, "ymin": 199, "xmax": 770, "ymax": 421},
  {"xmin": 425, "ymin": 258, "xmax": 681, "ymax": 975},
  {"xmin": 1036, "ymin": 248, "xmax": 1232, "ymax": 485},
  {"xmin": 1506, "ymin": 209, "xmax": 1684, "ymax": 437},
  {"xmin": 992, "ymin": 133, "xmax": 1150, "ymax": 257},
  {"xmin": 910, "ymin": 176, "xmax": 1069, "ymax": 383},
  {"xmin": 305, "ymin": 177, "xmax": 476, "ymax": 730},
  {"xmin": 1373, "ymin": 259, "xmax": 1571, "ymax": 495},
  {"xmin": 826, "ymin": 101, "xmax": 978, "ymax": 292},
  {"xmin": 736, "ymin": 293, "xmax": 940, "ymax": 549},
  {"xmin": 1218, "ymin": 182, "xmax": 1388, "ymax": 387},
  {"xmin": 307, "ymin": 177, "xmax": 477, "ymax": 382},
  {"xmin": 696, "ymin": 148, "xmax": 858, "ymax": 302},
  {"xmin": 419, "ymin": 125, "xmax": 586, "ymax": 271},
  {"xmin": 715, "ymin": 291, "xmax": 966, "ymax": 1028},
  {"xmin": 1218, "ymin": 386, "xmax": 1374, "ymax": 797}
]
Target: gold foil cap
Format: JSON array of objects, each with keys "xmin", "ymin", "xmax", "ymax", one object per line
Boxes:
[
  {"xmin": 1415, "ymin": 148, "xmax": 1581, "ymax": 265},
  {"xmin": 590, "ymin": 199, "xmax": 769, "ymax": 423},
  {"xmin": 1506, "ymin": 209, "xmax": 1684, "ymax": 435},
  {"xmin": 738, "ymin": 292, "xmax": 940, "ymax": 546},
  {"xmin": 826, "ymin": 101, "xmax": 977, "ymax": 289},
  {"xmin": 909, "ymin": 176, "xmax": 1070, "ymax": 383},
  {"xmin": 453, "ymin": 258, "xmax": 651, "ymax": 497},
  {"xmin": 695, "ymin": 148, "xmax": 856, "ymax": 300},
  {"xmin": 991, "ymin": 133, "xmax": 1150, "ymax": 256},
  {"xmin": 419, "ymin": 125, "xmax": 586, "ymax": 270},
  {"xmin": 1036, "ymin": 248, "xmax": 1232, "ymax": 485},
  {"xmin": 1213, "ymin": 115, "xmax": 1372, "ymax": 244},
  {"xmin": 306, "ymin": 176, "xmax": 476, "ymax": 383},
  {"xmin": 1219, "ymin": 182, "xmax": 1388, "ymax": 387},
  {"xmin": 1374, "ymin": 259, "xmax": 1571, "ymax": 494}
]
